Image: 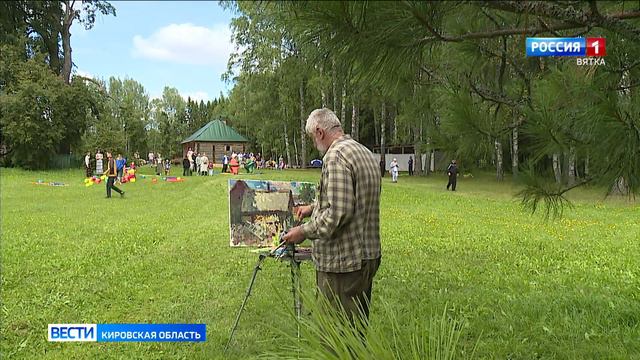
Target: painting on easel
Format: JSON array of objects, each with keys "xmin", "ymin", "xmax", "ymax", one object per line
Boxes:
[{"xmin": 228, "ymin": 180, "xmax": 317, "ymax": 247}]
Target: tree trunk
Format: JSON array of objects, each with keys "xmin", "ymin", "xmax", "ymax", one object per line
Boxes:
[
  {"xmin": 380, "ymin": 101, "xmax": 386, "ymax": 175},
  {"xmin": 393, "ymin": 108, "xmax": 398, "ymax": 144},
  {"xmin": 552, "ymin": 153, "xmax": 562, "ymax": 184},
  {"xmin": 430, "ymin": 150, "xmax": 435, "ymax": 173},
  {"xmin": 373, "ymin": 105, "xmax": 379, "ymax": 146},
  {"xmin": 351, "ymin": 98, "xmax": 359, "ymax": 141},
  {"xmin": 299, "ymin": 79, "xmax": 307, "ymax": 168},
  {"xmin": 584, "ymin": 153, "xmax": 589, "ymax": 178},
  {"xmin": 284, "ymin": 122, "xmax": 292, "ymax": 167},
  {"xmin": 320, "ymin": 64, "xmax": 327, "ymax": 108},
  {"xmin": 332, "ymin": 58, "xmax": 337, "ymax": 111},
  {"xmin": 612, "ymin": 177, "xmax": 629, "ymax": 195},
  {"xmin": 61, "ymin": 1, "xmax": 74, "ymax": 84},
  {"xmin": 495, "ymin": 139, "xmax": 504, "ymax": 181},
  {"xmin": 293, "ymin": 133, "xmax": 299, "ymax": 168},
  {"xmin": 511, "ymin": 124, "xmax": 519, "ymax": 179},
  {"xmin": 568, "ymin": 146, "xmax": 576, "ymax": 186},
  {"xmin": 340, "ymin": 83, "xmax": 347, "ymax": 127},
  {"xmin": 414, "ymin": 126, "xmax": 422, "ymax": 176}
]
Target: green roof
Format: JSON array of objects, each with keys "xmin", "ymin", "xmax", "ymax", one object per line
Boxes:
[{"xmin": 181, "ymin": 120, "xmax": 248, "ymax": 143}]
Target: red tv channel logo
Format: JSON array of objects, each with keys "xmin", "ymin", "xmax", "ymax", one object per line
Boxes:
[{"xmin": 586, "ymin": 38, "xmax": 606, "ymax": 57}]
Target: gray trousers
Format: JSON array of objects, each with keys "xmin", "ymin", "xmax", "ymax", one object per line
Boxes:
[{"xmin": 316, "ymin": 257, "xmax": 381, "ymax": 324}]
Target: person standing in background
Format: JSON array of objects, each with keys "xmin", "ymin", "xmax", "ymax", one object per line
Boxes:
[
  {"xmin": 164, "ymin": 159, "xmax": 171, "ymax": 176},
  {"xmin": 196, "ymin": 153, "xmax": 202, "ymax": 176},
  {"xmin": 447, "ymin": 159, "xmax": 458, "ymax": 191},
  {"xmin": 183, "ymin": 156, "xmax": 191, "ymax": 176},
  {"xmin": 408, "ymin": 156, "xmax": 414, "ymax": 176},
  {"xmin": 390, "ymin": 158, "xmax": 399, "ymax": 183},
  {"xmin": 84, "ymin": 152, "xmax": 92, "ymax": 177},
  {"xmin": 95, "ymin": 150, "xmax": 104, "ymax": 175},
  {"xmin": 156, "ymin": 154, "xmax": 163, "ymax": 176},
  {"xmin": 222, "ymin": 153, "xmax": 229, "ymax": 173},
  {"xmin": 104, "ymin": 152, "xmax": 124, "ymax": 198},
  {"xmin": 116, "ymin": 154, "xmax": 125, "ymax": 183},
  {"xmin": 200, "ymin": 152, "xmax": 209, "ymax": 176},
  {"xmin": 187, "ymin": 147, "xmax": 194, "ymax": 173}
]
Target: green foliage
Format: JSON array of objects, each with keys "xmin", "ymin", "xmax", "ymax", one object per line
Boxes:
[
  {"xmin": 0, "ymin": 44, "xmax": 95, "ymax": 169},
  {"xmin": 264, "ymin": 291, "xmax": 474, "ymax": 360}
]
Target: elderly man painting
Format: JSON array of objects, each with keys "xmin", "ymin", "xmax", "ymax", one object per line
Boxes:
[{"xmin": 283, "ymin": 108, "xmax": 382, "ymax": 326}]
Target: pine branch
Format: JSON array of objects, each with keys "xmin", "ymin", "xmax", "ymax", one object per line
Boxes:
[
  {"xmin": 417, "ymin": 20, "xmax": 582, "ymax": 43},
  {"xmin": 537, "ymin": 18, "xmax": 591, "ymax": 37},
  {"xmin": 480, "ymin": 1, "xmax": 640, "ymax": 40},
  {"xmin": 604, "ymin": 59, "xmax": 640, "ymax": 75},
  {"xmin": 517, "ymin": 175, "xmax": 593, "ymax": 220},
  {"xmin": 607, "ymin": 82, "xmax": 640, "ymax": 91},
  {"xmin": 402, "ymin": 1, "xmax": 458, "ymax": 42},
  {"xmin": 411, "ymin": 2, "xmax": 640, "ymax": 43},
  {"xmin": 469, "ymin": 82, "xmax": 524, "ymax": 108}
]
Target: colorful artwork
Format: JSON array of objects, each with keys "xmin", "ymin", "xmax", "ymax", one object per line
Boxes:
[{"xmin": 228, "ymin": 180, "xmax": 317, "ymax": 247}]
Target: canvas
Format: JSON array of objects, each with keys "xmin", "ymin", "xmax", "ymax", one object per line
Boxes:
[{"xmin": 228, "ymin": 180, "xmax": 317, "ymax": 247}]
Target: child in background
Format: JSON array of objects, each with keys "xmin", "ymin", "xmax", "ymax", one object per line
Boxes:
[
  {"xmin": 390, "ymin": 158, "xmax": 399, "ymax": 183},
  {"xmin": 164, "ymin": 159, "xmax": 171, "ymax": 176},
  {"xmin": 116, "ymin": 154, "xmax": 125, "ymax": 183},
  {"xmin": 208, "ymin": 161, "xmax": 214, "ymax": 176}
]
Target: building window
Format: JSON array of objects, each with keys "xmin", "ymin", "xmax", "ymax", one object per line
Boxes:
[{"xmin": 225, "ymin": 145, "xmax": 231, "ymax": 152}]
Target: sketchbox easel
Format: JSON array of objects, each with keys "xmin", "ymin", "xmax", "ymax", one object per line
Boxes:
[{"xmin": 224, "ymin": 242, "xmax": 312, "ymax": 353}]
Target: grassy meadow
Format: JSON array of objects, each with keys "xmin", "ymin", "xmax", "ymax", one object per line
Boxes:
[{"xmin": 1, "ymin": 166, "xmax": 639, "ymax": 359}]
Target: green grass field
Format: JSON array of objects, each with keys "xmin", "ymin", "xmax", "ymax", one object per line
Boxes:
[{"xmin": 2, "ymin": 167, "xmax": 639, "ymax": 359}]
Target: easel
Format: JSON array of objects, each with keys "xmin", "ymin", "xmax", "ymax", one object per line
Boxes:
[{"xmin": 224, "ymin": 243, "xmax": 312, "ymax": 353}]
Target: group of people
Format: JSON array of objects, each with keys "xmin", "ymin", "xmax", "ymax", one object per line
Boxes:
[
  {"xmin": 84, "ymin": 150, "xmax": 126, "ymax": 198},
  {"xmin": 222, "ymin": 152, "xmax": 258, "ymax": 175},
  {"xmin": 386, "ymin": 156, "xmax": 415, "ymax": 183},
  {"xmin": 84, "ymin": 150, "xmax": 106, "ymax": 177},
  {"xmin": 183, "ymin": 148, "xmax": 213, "ymax": 176},
  {"xmin": 386, "ymin": 156, "xmax": 458, "ymax": 189},
  {"xmin": 85, "ymin": 151, "xmax": 132, "ymax": 181},
  {"xmin": 179, "ymin": 149, "xmax": 289, "ymax": 176},
  {"xmin": 223, "ymin": 152, "xmax": 287, "ymax": 173}
]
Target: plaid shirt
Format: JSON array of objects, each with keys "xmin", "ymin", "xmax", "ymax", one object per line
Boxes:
[{"xmin": 301, "ymin": 135, "xmax": 381, "ymax": 273}]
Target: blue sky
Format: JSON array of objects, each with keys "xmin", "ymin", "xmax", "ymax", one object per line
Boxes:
[{"xmin": 72, "ymin": 1, "xmax": 237, "ymax": 102}]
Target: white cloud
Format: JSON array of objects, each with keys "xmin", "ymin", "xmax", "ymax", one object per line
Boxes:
[
  {"xmin": 132, "ymin": 23, "xmax": 233, "ymax": 66},
  {"xmin": 74, "ymin": 69, "xmax": 94, "ymax": 78},
  {"xmin": 183, "ymin": 91, "xmax": 210, "ymax": 102}
]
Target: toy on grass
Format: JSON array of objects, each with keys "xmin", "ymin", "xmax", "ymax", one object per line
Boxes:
[
  {"xmin": 34, "ymin": 180, "xmax": 68, "ymax": 186},
  {"xmin": 119, "ymin": 166, "xmax": 137, "ymax": 184},
  {"xmin": 84, "ymin": 177, "xmax": 97, "ymax": 186},
  {"xmin": 152, "ymin": 178, "xmax": 158, "ymax": 184},
  {"xmin": 164, "ymin": 176, "xmax": 184, "ymax": 183}
]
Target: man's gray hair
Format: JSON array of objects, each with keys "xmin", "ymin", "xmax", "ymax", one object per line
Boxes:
[{"xmin": 305, "ymin": 108, "xmax": 342, "ymax": 134}]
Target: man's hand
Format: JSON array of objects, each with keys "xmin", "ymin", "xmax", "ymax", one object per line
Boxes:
[
  {"xmin": 294, "ymin": 205, "xmax": 313, "ymax": 220},
  {"xmin": 282, "ymin": 226, "xmax": 306, "ymax": 244}
]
